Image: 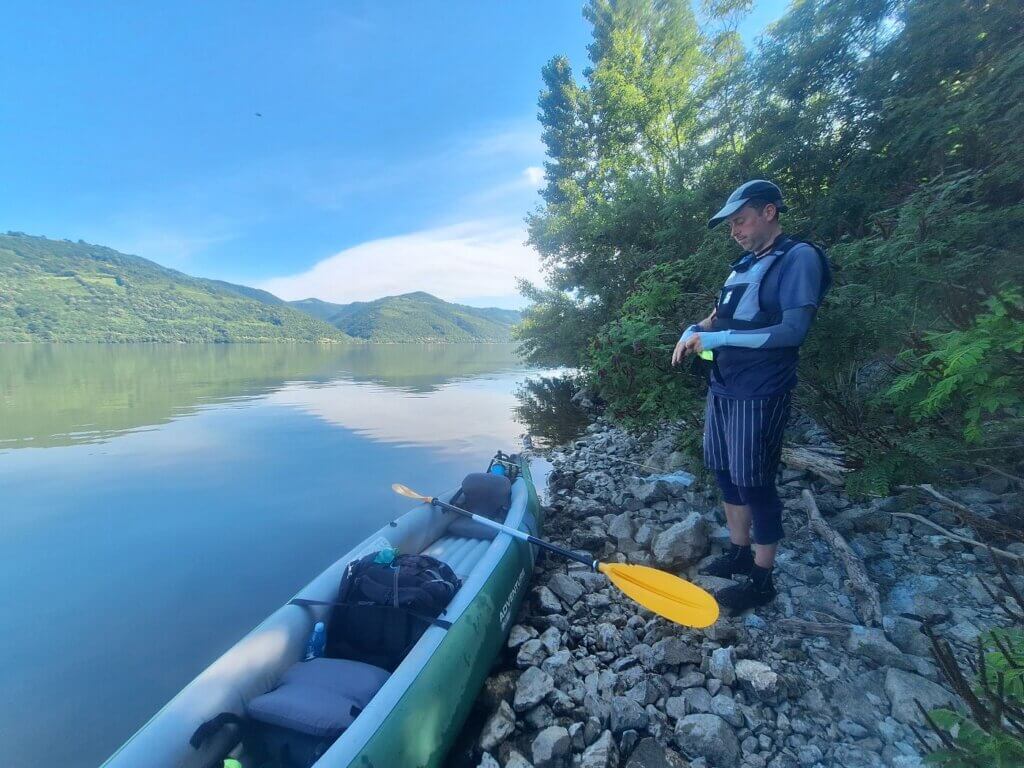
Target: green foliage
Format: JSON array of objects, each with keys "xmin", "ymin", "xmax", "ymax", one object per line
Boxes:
[
  {"xmin": 519, "ymin": 0, "xmax": 1024, "ymax": 492},
  {"xmin": 889, "ymin": 290, "xmax": 1024, "ymax": 444},
  {"xmin": 313, "ymin": 291, "xmax": 520, "ymax": 343},
  {"xmin": 0, "ymin": 234, "xmax": 349, "ymax": 343}
]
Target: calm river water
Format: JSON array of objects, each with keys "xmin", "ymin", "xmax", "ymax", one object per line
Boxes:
[{"xmin": 0, "ymin": 343, "xmax": 555, "ymax": 766}]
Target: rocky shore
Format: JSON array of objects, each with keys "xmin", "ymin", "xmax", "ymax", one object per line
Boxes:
[{"xmin": 450, "ymin": 409, "xmax": 1023, "ymax": 768}]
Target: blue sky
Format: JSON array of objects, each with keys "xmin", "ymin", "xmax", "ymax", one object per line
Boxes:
[{"xmin": 1, "ymin": 1, "xmax": 787, "ymax": 309}]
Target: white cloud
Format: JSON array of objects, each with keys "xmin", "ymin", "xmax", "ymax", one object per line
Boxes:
[{"xmin": 258, "ymin": 218, "xmax": 544, "ymax": 305}]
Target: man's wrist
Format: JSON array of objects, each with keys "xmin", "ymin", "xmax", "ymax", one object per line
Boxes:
[
  {"xmin": 700, "ymin": 330, "xmax": 732, "ymax": 350},
  {"xmin": 679, "ymin": 324, "xmax": 701, "ymax": 344}
]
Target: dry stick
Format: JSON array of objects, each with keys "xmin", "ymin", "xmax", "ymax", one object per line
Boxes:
[
  {"xmin": 803, "ymin": 489, "xmax": 884, "ymax": 627},
  {"xmin": 890, "ymin": 512, "xmax": 1024, "ymax": 563},
  {"xmin": 897, "ymin": 483, "xmax": 1024, "ymax": 544},
  {"xmin": 781, "ymin": 444, "xmax": 850, "ymax": 485}
]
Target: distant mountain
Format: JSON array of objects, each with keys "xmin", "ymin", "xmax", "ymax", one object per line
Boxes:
[
  {"xmin": 289, "ymin": 291, "xmax": 522, "ymax": 342},
  {"xmin": 0, "ymin": 234, "xmax": 349, "ymax": 343}
]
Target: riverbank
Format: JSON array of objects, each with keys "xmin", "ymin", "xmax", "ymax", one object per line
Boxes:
[{"xmin": 452, "ymin": 408, "xmax": 1023, "ymax": 768}]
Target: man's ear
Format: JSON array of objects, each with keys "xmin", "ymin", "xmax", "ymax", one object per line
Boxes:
[{"xmin": 762, "ymin": 202, "xmax": 777, "ymax": 220}]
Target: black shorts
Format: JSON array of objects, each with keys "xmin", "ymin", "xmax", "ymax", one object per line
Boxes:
[{"xmin": 703, "ymin": 390, "xmax": 791, "ymax": 487}]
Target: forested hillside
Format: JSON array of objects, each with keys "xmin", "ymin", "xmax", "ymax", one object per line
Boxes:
[
  {"xmin": 516, "ymin": 0, "xmax": 1024, "ymax": 494},
  {"xmin": 0, "ymin": 234, "xmax": 350, "ymax": 343},
  {"xmin": 303, "ymin": 291, "xmax": 521, "ymax": 342}
]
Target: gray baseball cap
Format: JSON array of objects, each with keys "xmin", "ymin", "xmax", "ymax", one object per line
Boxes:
[{"xmin": 708, "ymin": 179, "xmax": 788, "ymax": 229}]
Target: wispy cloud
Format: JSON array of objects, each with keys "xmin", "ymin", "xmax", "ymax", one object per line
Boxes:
[{"xmin": 258, "ymin": 218, "xmax": 544, "ymax": 305}]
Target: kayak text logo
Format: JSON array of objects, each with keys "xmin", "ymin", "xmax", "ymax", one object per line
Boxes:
[{"xmin": 500, "ymin": 568, "xmax": 527, "ymax": 632}]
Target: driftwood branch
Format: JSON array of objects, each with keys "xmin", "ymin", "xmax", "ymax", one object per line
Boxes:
[
  {"xmin": 891, "ymin": 512, "xmax": 1024, "ymax": 563},
  {"xmin": 782, "ymin": 444, "xmax": 850, "ymax": 485},
  {"xmin": 897, "ymin": 483, "xmax": 1024, "ymax": 544},
  {"xmin": 803, "ymin": 489, "xmax": 883, "ymax": 627}
]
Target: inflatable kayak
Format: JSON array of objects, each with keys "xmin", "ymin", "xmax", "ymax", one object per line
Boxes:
[{"xmin": 103, "ymin": 453, "xmax": 542, "ymax": 768}]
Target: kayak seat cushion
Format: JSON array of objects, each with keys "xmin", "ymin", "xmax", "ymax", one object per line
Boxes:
[
  {"xmin": 247, "ymin": 657, "xmax": 390, "ymax": 739},
  {"xmin": 459, "ymin": 472, "xmax": 512, "ymax": 520},
  {"xmin": 444, "ymin": 472, "xmax": 512, "ymax": 540}
]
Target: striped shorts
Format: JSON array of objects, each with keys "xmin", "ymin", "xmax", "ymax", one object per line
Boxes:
[{"xmin": 703, "ymin": 390, "xmax": 791, "ymax": 487}]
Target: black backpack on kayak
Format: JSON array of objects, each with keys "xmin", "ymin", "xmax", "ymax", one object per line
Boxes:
[{"xmin": 325, "ymin": 552, "xmax": 461, "ymax": 672}]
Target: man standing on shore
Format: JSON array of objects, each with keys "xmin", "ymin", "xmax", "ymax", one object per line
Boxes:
[{"xmin": 671, "ymin": 180, "xmax": 831, "ymax": 615}]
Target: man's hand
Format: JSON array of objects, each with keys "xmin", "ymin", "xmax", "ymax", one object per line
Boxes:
[
  {"xmin": 671, "ymin": 309, "xmax": 716, "ymax": 366},
  {"xmin": 671, "ymin": 332, "xmax": 704, "ymax": 366}
]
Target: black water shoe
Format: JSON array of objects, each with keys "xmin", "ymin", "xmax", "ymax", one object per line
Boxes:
[
  {"xmin": 700, "ymin": 543, "xmax": 754, "ymax": 579},
  {"xmin": 716, "ymin": 564, "xmax": 777, "ymax": 616}
]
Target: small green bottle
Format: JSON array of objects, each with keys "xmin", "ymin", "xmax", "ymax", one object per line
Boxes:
[
  {"xmin": 699, "ymin": 349, "xmax": 714, "ymax": 361},
  {"xmin": 223, "ymin": 760, "xmax": 243, "ymax": 768}
]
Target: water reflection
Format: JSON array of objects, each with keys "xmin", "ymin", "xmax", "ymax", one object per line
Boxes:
[
  {"xmin": 0, "ymin": 343, "xmax": 528, "ymax": 450},
  {"xmin": 513, "ymin": 374, "xmax": 590, "ymax": 448}
]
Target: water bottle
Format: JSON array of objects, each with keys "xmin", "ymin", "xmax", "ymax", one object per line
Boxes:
[
  {"xmin": 304, "ymin": 621, "xmax": 326, "ymax": 661},
  {"xmin": 490, "ymin": 463, "xmax": 506, "ymax": 476}
]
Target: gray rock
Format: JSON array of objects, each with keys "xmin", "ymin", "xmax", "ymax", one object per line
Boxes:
[
  {"xmin": 831, "ymin": 669, "xmax": 887, "ymax": 728},
  {"xmin": 541, "ymin": 650, "xmax": 576, "ymax": 687},
  {"xmin": 709, "ymin": 646, "xmax": 736, "ymax": 685},
  {"xmin": 518, "ymin": 639, "xmax": 547, "ymax": 668},
  {"xmin": 525, "ymin": 703, "xmax": 556, "ymax": 730},
  {"xmin": 548, "ymin": 573, "xmax": 585, "ymax": 605},
  {"xmin": 585, "ymin": 692, "xmax": 612, "ymax": 727},
  {"xmin": 682, "ymin": 686, "xmax": 713, "ymax": 713},
  {"xmin": 884, "ymin": 575, "xmax": 954, "ymax": 622},
  {"xmin": 477, "ymin": 753, "xmax": 500, "ymax": 768},
  {"xmin": 796, "ymin": 745, "xmax": 824, "ymax": 767},
  {"xmin": 595, "ymin": 623, "xmax": 623, "ymax": 653},
  {"xmin": 734, "ymin": 659, "xmax": 779, "ymax": 697},
  {"xmin": 535, "ymin": 586, "xmax": 564, "ymax": 615},
  {"xmin": 509, "ymin": 624, "xmax": 539, "ymax": 649},
  {"xmin": 666, "ymin": 696, "xmax": 687, "ymax": 720},
  {"xmin": 581, "ymin": 730, "xmax": 619, "ymax": 768},
  {"xmin": 885, "ymin": 668, "xmax": 957, "ymax": 725},
  {"xmin": 833, "ymin": 507, "xmax": 891, "ymax": 535},
  {"xmin": 624, "ymin": 737, "xmax": 690, "ymax": 768},
  {"xmin": 532, "ymin": 725, "xmax": 571, "ymax": 768},
  {"xmin": 674, "ymin": 714, "xmax": 741, "ymax": 767},
  {"xmin": 608, "ymin": 513, "xmax": 635, "ymax": 541},
  {"xmin": 479, "ymin": 700, "xmax": 516, "ymax": 752},
  {"xmin": 847, "ymin": 625, "xmax": 918, "ymax": 671},
  {"xmin": 651, "ymin": 512, "xmax": 710, "ymax": 568},
  {"xmin": 651, "ymin": 636, "xmax": 701, "ymax": 667},
  {"xmin": 883, "ymin": 615, "xmax": 933, "ymax": 657},
  {"xmin": 515, "ymin": 667, "xmax": 555, "ymax": 712},
  {"xmin": 539, "ymin": 626, "xmax": 561, "ymax": 655},
  {"xmin": 710, "ymin": 693, "xmax": 744, "ymax": 727},
  {"xmin": 677, "ymin": 670, "xmax": 706, "ymax": 688},
  {"xmin": 611, "ymin": 696, "xmax": 648, "ymax": 734}
]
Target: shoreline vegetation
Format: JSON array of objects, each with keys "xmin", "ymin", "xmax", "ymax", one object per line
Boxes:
[{"xmin": 0, "ymin": 233, "xmax": 521, "ymax": 344}]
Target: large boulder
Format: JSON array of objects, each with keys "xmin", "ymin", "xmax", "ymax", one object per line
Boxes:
[
  {"xmin": 651, "ymin": 512, "xmax": 710, "ymax": 568},
  {"xmin": 548, "ymin": 573, "xmax": 585, "ymax": 605},
  {"xmin": 610, "ymin": 696, "xmax": 648, "ymax": 735},
  {"xmin": 885, "ymin": 668, "xmax": 957, "ymax": 725},
  {"xmin": 479, "ymin": 700, "xmax": 516, "ymax": 752},
  {"xmin": 674, "ymin": 714, "xmax": 741, "ymax": 767},
  {"xmin": 532, "ymin": 725, "xmax": 571, "ymax": 768},
  {"xmin": 624, "ymin": 738, "xmax": 689, "ymax": 768},
  {"xmin": 515, "ymin": 667, "xmax": 555, "ymax": 712},
  {"xmin": 734, "ymin": 659, "xmax": 779, "ymax": 697},
  {"xmin": 580, "ymin": 730, "xmax": 619, "ymax": 768}
]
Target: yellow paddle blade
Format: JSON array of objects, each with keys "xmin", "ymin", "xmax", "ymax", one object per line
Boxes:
[
  {"xmin": 392, "ymin": 483, "xmax": 432, "ymax": 502},
  {"xmin": 598, "ymin": 562, "xmax": 719, "ymax": 629}
]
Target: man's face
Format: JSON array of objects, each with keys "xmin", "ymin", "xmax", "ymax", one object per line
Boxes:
[{"xmin": 726, "ymin": 202, "xmax": 777, "ymax": 252}]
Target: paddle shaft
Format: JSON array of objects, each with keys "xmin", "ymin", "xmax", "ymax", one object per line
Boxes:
[{"xmin": 430, "ymin": 497, "xmax": 598, "ymax": 571}]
